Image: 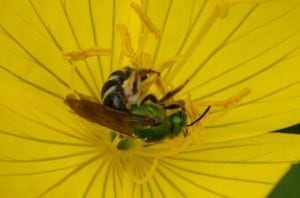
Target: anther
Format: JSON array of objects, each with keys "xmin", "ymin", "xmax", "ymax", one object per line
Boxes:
[
  {"xmin": 157, "ymin": 56, "xmax": 184, "ymax": 72},
  {"xmin": 117, "ymin": 24, "xmax": 135, "ymax": 57},
  {"xmin": 117, "ymin": 24, "xmax": 139, "ymax": 67},
  {"xmin": 198, "ymin": 88, "xmax": 251, "ymax": 109},
  {"xmin": 130, "ymin": 2, "xmax": 162, "ymax": 40},
  {"xmin": 141, "ymin": 53, "xmax": 152, "ymax": 69},
  {"xmin": 62, "ymin": 47, "xmax": 111, "ymax": 61}
]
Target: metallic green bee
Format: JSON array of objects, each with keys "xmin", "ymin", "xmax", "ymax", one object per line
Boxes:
[
  {"xmin": 65, "ymin": 67, "xmax": 210, "ymax": 142},
  {"xmin": 65, "ymin": 93, "xmax": 210, "ymax": 142},
  {"xmin": 130, "ymin": 100, "xmax": 210, "ymax": 142}
]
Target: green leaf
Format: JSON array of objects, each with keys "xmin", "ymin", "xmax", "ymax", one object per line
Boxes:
[
  {"xmin": 268, "ymin": 164, "xmax": 300, "ymax": 198},
  {"xmin": 273, "ymin": 123, "xmax": 300, "ymax": 134}
]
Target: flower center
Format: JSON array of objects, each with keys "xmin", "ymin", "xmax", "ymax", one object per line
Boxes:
[{"xmin": 62, "ymin": 1, "xmax": 258, "ymax": 194}]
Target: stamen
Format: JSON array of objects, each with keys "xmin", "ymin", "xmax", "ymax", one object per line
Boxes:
[
  {"xmin": 132, "ymin": 55, "xmax": 183, "ymax": 98},
  {"xmin": 154, "ymin": 78, "xmax": 168, "ymax": 96},
  {"xmin": 186, "ymin": 94, "xmax": 200, "ymax": 122},
  {"xmin": 130, "ymin": 2, "xmax": 162, "ymax": 40},
  {"xmin": 117, "ymin": 24, "xmax": 139, "ymax": 67},
  {"xmin": 136, "ymin": 33, "xmax": 148, "ymax": 63},
  {"xmin": 62, "ymin": 47, "xmax": 111, "ymax": 61},
  {"xmin": 117, "ymin": 24, "xmax": 135, "ymax": 57},
  {"xmin": 141, "ymin": 53, "xmax": 152, "ymax": 69},
  {"xmin": 198, "ymin": 88, "xmax": 251, "ymax": 109},
  {"xmin": 63, "ymin": 48, "xmax": 110, "ymax": 95},
  {"xmin": 137, "ymin": 73, "xmax": 161, "ymax": 104},
  {"xmin": 157, "ymin": 56, "xmax": 184, "ymax": 72}
]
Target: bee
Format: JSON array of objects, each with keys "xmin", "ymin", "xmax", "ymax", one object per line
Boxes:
[
  {"xmin": 65, "ymin": 69, "xmax": 210, "ymax": 142},
  {"xmin": 101, "ymin": 67, "xmax": 159, "ymax": 111},
  {"xmin": 129, "ymin": 98, "xmax": 210, "ymax": 142}
]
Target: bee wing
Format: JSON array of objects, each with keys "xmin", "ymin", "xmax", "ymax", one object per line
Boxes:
[{"xmin": 65, "ymin": 95, "xmax": 160, "ymax": 137}]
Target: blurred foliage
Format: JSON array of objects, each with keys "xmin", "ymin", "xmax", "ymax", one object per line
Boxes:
[
  {"xmin": 274, "ymin": 123, "xmax": 300, "ymax": 134},
  {"xmin": 268, "ymin": 164, "xmax": 300, "ymax": 198},
  {"xmin": 270, "ymin": 123, "xmax": 300, "ymax": 197}
]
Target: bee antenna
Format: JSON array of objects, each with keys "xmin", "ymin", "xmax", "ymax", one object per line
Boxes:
[{"xmin": 186, "ymin": 106, "xmax": 211, "ymax": 127}]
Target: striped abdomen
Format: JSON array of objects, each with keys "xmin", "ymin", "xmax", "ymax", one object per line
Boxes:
[{"xmin": 101, "ymin": 67, "xmax": 132, "ymax": 111}]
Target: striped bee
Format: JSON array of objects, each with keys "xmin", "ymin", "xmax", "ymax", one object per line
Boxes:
[{"xmin": 101, "ymin": 67, "xmax": 159, "ymax": 111}]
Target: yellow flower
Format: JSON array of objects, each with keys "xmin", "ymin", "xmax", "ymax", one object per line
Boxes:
[{"xmin": 0, "ymin": 0, "xmax": 300, "ymax": 197}]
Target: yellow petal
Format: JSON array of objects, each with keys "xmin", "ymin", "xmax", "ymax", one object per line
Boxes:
[
  {"xmin": 144, "ymin": 0, "xmax": 300, "ymax": 141},
  {"xmin": 152, "ymin": 133, "xmax": 300, "ymax": 197},
  {"xmin": 0, "ymin": 0, "xmax": 140, "ymax": 98},
  {"xmin": 1, "ymin": 0, "xmax": 300, "ymax": 197}
]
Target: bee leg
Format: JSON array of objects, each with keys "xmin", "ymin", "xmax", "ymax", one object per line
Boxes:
[
  {"xmin": 124, "ymin": 68, "xmax": 160, "ymax": 105},
  {"xmin": 186, "ymin": 106, "xmax": 211, "ymax": 127},
  {"xmin": 163, "ymin": 103, "xmax": 182, "ymax": 110},
  {"xmin": 164, "ymin": 100, "xmax": 210, "ymax": 128},
  {"xmin": 162, "ymin": 100, "xmax": 186, "ymax": 113},
  {"xmin": 138, "ymin": 68, "xmax": 160, "ymax": 78},
  {"xmin": 135, "ymin": 69, "xmax": 160, "ymax": 94},
  {"xmin": 141, "ymin": 94, "xmax": 159, "ymax": 104},
  {"xmin": 183, "ymin": 129, "xmax": 189, "ymax": 137},
  {"xmin": 137, "ymin": 70, "xmax": 161, "ymax": 104},
  {"xmin": 142, "ymin": 94, "xmax": 186, "ymax": 111},
  {"xmin": 159, "ymin": 80, "xmax": 189, "ymax": 103}
]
